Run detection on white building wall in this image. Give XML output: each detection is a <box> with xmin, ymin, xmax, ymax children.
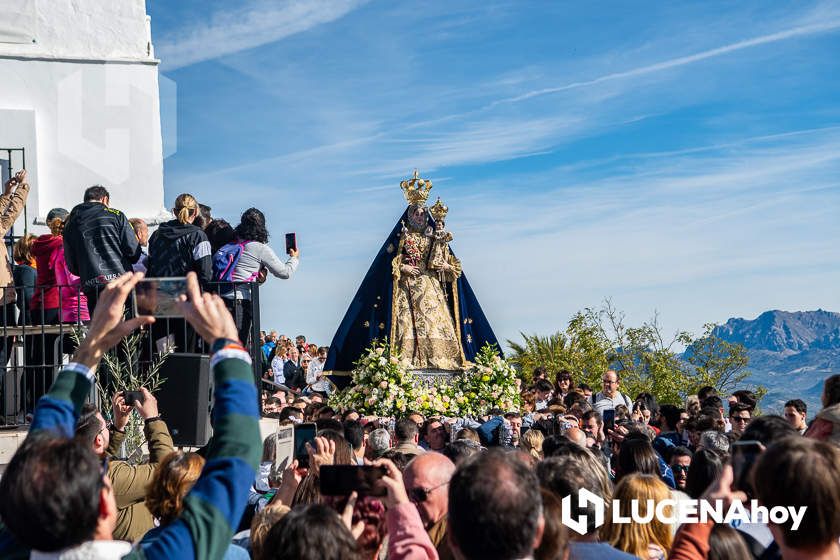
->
<box><xmin>0</xmin><ymin>0</ymin><xmax>166</xmax><ymax>230</ymax></box>
<box><xmin>0</xmin><ymin>0</ymin><xmax>152</xmax><ymax>61</ymax></box>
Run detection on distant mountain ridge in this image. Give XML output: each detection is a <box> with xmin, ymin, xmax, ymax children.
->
<box><xmin>712</xmin><ymin>310</ymin><xmax>840</xmax><ymax>413</ymax></box>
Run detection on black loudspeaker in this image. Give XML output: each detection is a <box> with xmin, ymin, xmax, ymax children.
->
<box><xmin>156</xmin><ymin>353</ymin><xmax>212</xmax><ymax>447</ymax></box>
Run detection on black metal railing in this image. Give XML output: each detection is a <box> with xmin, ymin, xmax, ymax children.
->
<box><xmin>0</xmin><ymin>279</ymin><xmax>262</xmax><ymax>428</ymax></box>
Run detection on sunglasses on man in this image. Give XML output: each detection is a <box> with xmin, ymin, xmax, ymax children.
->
<box><xmin>408</xmin><ymin>480</ymin><xmax>449</xmax><ymax>503</ymax></box>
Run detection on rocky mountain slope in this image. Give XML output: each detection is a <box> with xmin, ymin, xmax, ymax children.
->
<box><xmin>712</xmin><ymin>310</ymin><xmax>840</xmax><ymax>413</ymax></box>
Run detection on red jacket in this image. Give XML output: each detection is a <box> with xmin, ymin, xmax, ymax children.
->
<box><xmin>31</xmin><ymin>234</ymin><xmax>63</xmax><ymax>311</ymax></box>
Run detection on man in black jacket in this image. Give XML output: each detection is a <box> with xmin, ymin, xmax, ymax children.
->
<box><xmin>63</xmin><ymin>185</ymin><xmax>142</xmax><ymax>314</ymax></box>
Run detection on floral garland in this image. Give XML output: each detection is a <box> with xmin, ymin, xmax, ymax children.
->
<box><xmin>329</xmin><ymin>341</ymin><xmax>520</xmax><ymax>418</ymax></box>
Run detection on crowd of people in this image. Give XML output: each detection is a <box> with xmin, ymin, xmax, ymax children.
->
<box><xmin>2</xmin><ymin>170</ymin><xmax>840</xmax><ymax>560</ymax></box>
<box><xmin>257</xmin><ymin>330</ymin><xmax>331</xmax><ymax>396</ymax></box>
<box><xmin>1</xmin><ymin>171</ymin><xmax>300</xmax><ymax>418</ymax></box>
<box><xmin>3</xmin><ymin>273</ymin><xmax>840</xmax><ymax>560</ymax></box>
<box><xmin>250</xmin><ymin>363</ymin><xmax>840</xmax><ymax>560</ymax></box>
<box><xmin>3</xmin><ymin>172</ymin><xmax>299</xmax><ymax>340</ymax></box>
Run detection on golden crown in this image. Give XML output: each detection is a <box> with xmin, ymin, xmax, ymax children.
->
<box><xmin>429</xmin><ymin>197</ymin><xmax>448</xmax><ymax>221</ymax></box>
<box><xmin>400</xmin><ymin>169</ymin><xmax>433</xmax><ymax>206</ymax></box>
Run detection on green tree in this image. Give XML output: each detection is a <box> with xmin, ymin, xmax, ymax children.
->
<box><xmin>507</xmin><ymin>313</ymin><xmax>612</xmax><ymax>387</ymax></box>
<box><xmin>506</xmin><ymin>332</ymin><xmax>573</xmax><ymax>384</ymax></box>
<box><xmin>583</xmin><ymin>301</ymin><xmax>692</xmax><ymax>405</ymax></box>
<box><xmin>685</xmin><ymin>323</ymin><xmax>753</xmax><ymax>395</ymax></box>
<box><xmin>509</xmin><ymin>300</ymin><xmax>697</xmax><ymax>405</ymax></box>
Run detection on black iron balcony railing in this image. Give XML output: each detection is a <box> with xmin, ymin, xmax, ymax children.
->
<box><xmin>0</xmin><ymin>280</ymin><xmax>263</xmax><ymax>428</ymax></box>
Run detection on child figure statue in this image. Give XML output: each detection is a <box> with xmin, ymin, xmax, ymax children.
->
<box><xmin>428</xmin><ymin>198</ymin><xmax>462</xmax><ymax>284</ymax></box>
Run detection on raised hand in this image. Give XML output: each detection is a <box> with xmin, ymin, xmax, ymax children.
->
<box><xmin>270</xmin><ymin>458</ymin><xmax>305</xmax><ymax>507</ymax></box>
<box><xmin>112</xmin><ymin>392</ymin><xmax>132</xmax><ymax>431</ymax></box>
<box><xmin>135</xmin><ymin>387</ymin><xmax>159</xmax><ymax>420</ymax></box>
<box><xmin>371</xmin><ymin>458</ymin><xmax>409</xmax><ymax>508</ymax></box>
<box><xmin>305</xmin><ymin>436</ymin><xmax>335</xmax><ymax>476</ymax></box>
<box><xmin>176</xmin><ymin>272</ymin><xmax>238</xmax><ymax>345</ymax></box>
<box><xmin>340</xmin><ymin>491</ymin><xmax>364</xmax><ymax>539</ymax></box>
<box><xmin>74</xmin><ymin>272</ymin><xmax>155</xmax><ymax>369</ymax></box>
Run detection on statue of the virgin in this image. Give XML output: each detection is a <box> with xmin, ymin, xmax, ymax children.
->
<box><xmin>325</xmin><ymin>170</ymin><xmax>500</xmax><ymax>383</ymax></box>
<box><xmin>391</xmin><ymin>195</ymin><xmax>464</xmax><ymax>370</ymax></box>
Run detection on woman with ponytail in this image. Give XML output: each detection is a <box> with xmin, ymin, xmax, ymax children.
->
<box><xmin>147</xmin><ymin>194</ymin><xmax>214</xmax><ymax>352</ymax></box>
<box><xmin>148</xmin><ymin>194</ymin><xmax>213</xmax><ymax>286</ymax></box>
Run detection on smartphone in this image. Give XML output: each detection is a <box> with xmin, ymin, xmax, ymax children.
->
<box><xmin>294</xmin><ymin>422</ymin><xmax>317</xmax><ymax>468</ymax></box>
<box><xmin>123</xmin><ymin>390</ymin><xmax>145</xmax><ymax>406</ymax></box>
<box><xmin>319</xmin><ymin>465</ymin><xmax>388</xmax><ymax>497</ymax></box>
<box><xmin>285</xmin><ymin>233</ymin><xmax>297</xmax><ymax>253</ymax></box>
<box><xmin>133</xmin><ymin>277</ymin><xmax>187</xmax><ymax>318</ymax></box>
<box><xmin>603</xmin><ymin>409</ymin><xmax>616</xmax><ymax>433</ymax></box>
<box><xmin>731</xmin><ymin>440</ymin><xmax>764</xmax><ymax>492</ymax></box>
<box><xmin>275</xmin><ymin>424</ymin><xmax>294</xmax><ymax>472</ymax></box>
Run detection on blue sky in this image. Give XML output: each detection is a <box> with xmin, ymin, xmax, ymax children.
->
<box><xmin>147</xmin><ymin>0</ymin><xmax>840</xmax><ymax>348</ymax></box>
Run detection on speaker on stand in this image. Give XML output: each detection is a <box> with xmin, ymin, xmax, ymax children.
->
<box><xmin>156</xmin><ymin>353</ymin><xmax>212</xmax><ymax>447</ymax></box>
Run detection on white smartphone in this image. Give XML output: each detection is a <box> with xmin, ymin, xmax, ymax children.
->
<box><xmin>275</xmin><ymin>424</ymin><xmax>295</xmax><ymax>472</ymax></box>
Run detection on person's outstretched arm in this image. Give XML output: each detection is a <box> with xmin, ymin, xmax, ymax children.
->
<box><xmin>132</xmin><ymin>273</ymin><xmax>261</xmax><ymax>560</ymax></box>
<box><xmin>255</xmin><ymin>242</ymin><xmax>298</xmax><ymax>279</ymax></box>
<box><xmin>29</xmin><ymin>274</ymin><xmax>155</xmax><ymax>438</ymax></box>
<box><xmin>0</xmin><ymin>170</ymin><xmax>29</xmax><ymax>236</ymax></box>
<box><xmin>0</xmin><ymin>273</ymin><xmax>154</xmax><ymax>560</ymax></box>
<box><xmin>374</xmin><ymin>459</ymin><xmax>439</xmax><ymax>560</ymax></box>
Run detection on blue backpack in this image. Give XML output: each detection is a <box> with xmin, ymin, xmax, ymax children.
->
<box><xmin>213</xmin><ymin>240</ymin><xmax>257</xmax><ymax>282</ymax></box>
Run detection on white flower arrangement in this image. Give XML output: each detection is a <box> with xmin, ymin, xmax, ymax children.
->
<box><xmin>330</xmin><ymin>341</ymin><xmax>520</xmax><ymax>418</ymax></box>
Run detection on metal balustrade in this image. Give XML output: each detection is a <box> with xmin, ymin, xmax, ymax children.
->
<box><xmin>0</xmin><ymin>280</ymin><xmax>263</xmax><ymax>428</ymax></box>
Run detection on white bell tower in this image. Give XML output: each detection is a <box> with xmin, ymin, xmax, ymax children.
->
<box><xmin>0</xmin><ymin>0</ymin><xmax>166</xmax><ymax>230</ymax></box>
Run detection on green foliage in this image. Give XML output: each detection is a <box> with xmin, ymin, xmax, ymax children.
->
<box><xmin>506</xmin><ymin>332</ymin><xmax>576</xmax><ymax>385</ymax></box>
<box><xmin>330</xmin><ymin>341</ymin><xmax>520</xmax><ymax>417</ymax></box>
<box><xmin>685</xmin><ymin>323</ymin><xmax>752</xmax><ymax>395</ymax></box>
<box><xmin>506</xmin><ymin>313</ymin><xmax>612</xmax><ymax>388</ymax></box>
<box><xmin>508</xmin><ymin>300</ymin><xmax>759</xmax><ymax>406</ymax></box>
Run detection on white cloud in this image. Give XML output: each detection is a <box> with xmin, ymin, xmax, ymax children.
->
<box><xmin>159</xmin><ymin>2</ymin><xmax>840</xmax><ymax>347</ymax></box>
<box><xmin>156</xmin><ymin>0</ymin><xmax>369</xmax><ymax>70</ymax></box>
<box><xmin>490</xmin><ymin>18</ymin><xmax>840</xmax><ymax>107</ymax></box>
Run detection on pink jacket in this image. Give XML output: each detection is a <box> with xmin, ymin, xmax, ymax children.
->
<box><xmin>54</xmin><ymin>247</ymin><xmax>89</xmax><ymax>323</ymax></box>
<box><xmin>387</xmin><ymin>503</ymin><xmax>439</xmax><ymax>560</ymax></box>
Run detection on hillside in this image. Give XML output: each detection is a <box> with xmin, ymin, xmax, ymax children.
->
<box><xmin>712</xmin><ymin>310</ymin><xmax>840</xmax><ymax>413</ymax></box>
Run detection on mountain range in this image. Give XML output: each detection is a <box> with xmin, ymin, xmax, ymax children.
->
<box><xmin>711</xmin><ymin>309</ymin><xmax>840</xmax><ymax>414</ymax></box>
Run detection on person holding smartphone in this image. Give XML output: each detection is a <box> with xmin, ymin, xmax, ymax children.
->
<box><xmin>218</xmin><ymin>208</ymin><xmax>299</xmax><ymax>346</ymax></box>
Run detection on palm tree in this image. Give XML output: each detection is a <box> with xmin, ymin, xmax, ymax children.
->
<box><xmin>507</xmin><ymin>332</ymin><xmax>572</xmax><ymax>384</ymax></box>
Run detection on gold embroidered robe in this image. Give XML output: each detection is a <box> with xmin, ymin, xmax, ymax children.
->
<box><xmin>391</xmin><ymin>231</ymin><xmax>464</xmax><ymax>370</ymax></box>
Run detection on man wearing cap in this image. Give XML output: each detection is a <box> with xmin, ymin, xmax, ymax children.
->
<box><xmin>63</xmin><ymin>185</ymin><xmax>142</xmax><ymax>314</ymax></box>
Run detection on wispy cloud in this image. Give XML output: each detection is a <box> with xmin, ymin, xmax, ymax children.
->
<box><xmin>488</xmin><ymin>18</ymin><xmax>840</xmax><ymax>107</ymax></box>
<box><xmin>154</xmin><ymin>1</ymin><xmax>840</xmax><ymax>345</ymax></box>
<box><xmin>156</xmin><ymin>0</ymin><xmax>369</xmax><ymax>70</ymax></box>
